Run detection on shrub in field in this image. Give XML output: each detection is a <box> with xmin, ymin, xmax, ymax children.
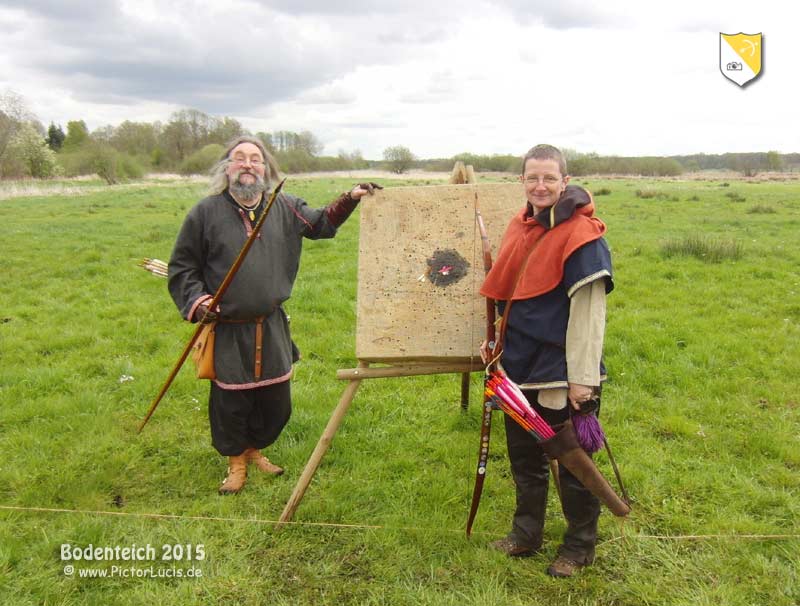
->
<box><xmin>383</xmin><ymin>145</ymin><xmax>416</xmax><ymax>173</ymax></box>
<box><xmin>116</xmin><ymin>152</ymin><xmax>146</xmax><ymax>180</ymax></box>
<box><xmin>635</xmin><ymin>188</ymin><xmax>669</xmax><ymax>199</ymax></box>
<box><xmin>594</xmin><ymin>187</ymin><xmax>612</xmax><ymax>196</ymax></box>
<box><xmin>59</xmin><ymin>144</ymin><xmax>145</xmax><ymax>182</ymax></box>
<box><xmin>661</xmin><ymin>234</ymin><xmax>743</xmax><ymax>262</ymax></box>
<box><xmin>179</xmin><ymin>143</ymin><xmax>224</xmax><ymax>175</ymax></box>
<box><xmin>746</xmin><ymin>205</ymin><xmax>777</xmax><ymax>214</ymax></box>
<box><xmin>2</xmin><ymin>123</ymin><xmax>62</xmax><ymax>178</ymax></box>
<box><xmin>57</xmin><ymin>147</ymin><xmax>94</xmax><ymax>177</ymax></box>
<box><xmin>150</xmin><ymin>147</ymin><xmax>165</xmax><ymax>168</ymax></box>
<box><xmin>89</xmin><ymin>143</ymin><xmax>120</xmax><ymax>184</ymax></box>
<box><xmin>725</xmin><ymin>191</ymin><xmax>747</xmax><ymax>202</ymax></box>
<box><xmin>276</xmin><ymin>148</ymin><xmax>316</xmax><ymax>172</ymax></box>
<box><xmin>94</xmin><ymin>145</ymin><xmax>146</xmax><ymax>183</ymax></box>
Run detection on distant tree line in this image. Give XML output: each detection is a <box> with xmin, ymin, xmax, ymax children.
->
<box><xmin>563</xmin><ymin>150</ymin><xmax>790</xmax><ymax>178</ymax></box>
<box><xmin>43</xmin><ymin>110</ymin><xmax>370</xmax><ymax>183</ymax></box>
<box><xmin>666</xmin><ymin>151</ymin><xmax>789</xmax><ymax>177</ymax></box>
<box><xmin>0</xmin><ymin>91</ymin><xmax>372</xmax><ymax>183</ymax></box>
<box><xmin>1</xmin><ymin>89</ymin><xmax>798</xmax><ymax>182</ymax></box>
<box><xmin>415</xmin><ymin>150</ymin><xmax>796</xmax><ymax>178</ymax></box>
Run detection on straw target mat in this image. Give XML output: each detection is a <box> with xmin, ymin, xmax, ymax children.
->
<box><xmin>356</xmin><ymin>183</ymin><xmax>523</xmax><ymax>362</ymax></box>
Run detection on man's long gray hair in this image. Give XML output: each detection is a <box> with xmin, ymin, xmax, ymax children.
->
<box><xmin>208</xmin><ymin>135</ymin><xmax>281</xmax><ymax>195</ymax></box>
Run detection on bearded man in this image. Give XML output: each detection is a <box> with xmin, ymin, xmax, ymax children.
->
<box><xmin>168</xmin><ymin>136</ymin><xmax>379</xmax><ymax>495</ymax></box>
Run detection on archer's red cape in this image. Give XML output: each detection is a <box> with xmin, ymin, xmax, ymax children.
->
<box><xmin>480</xmin><ymin>186</ymin><xmax>606</xmax><ymax>301</ymax></box>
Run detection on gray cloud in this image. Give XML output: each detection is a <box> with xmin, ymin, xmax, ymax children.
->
<box><xmin>9</xmin><ymin>0</ymin><xmax>614</xmax><ymax>122</ymax></box>
<box><xmin>29</xmin><ymin>15</ymin><xmax>311</xmax><ymax>109</ymax></box>
<box><xmin>2</xmin><ymin>0</ymin><xmax>120</xmax><ymax>20</ymax></box>
<box><xmin>3</xmin><ymin>0</ymin><xmax>437</xmax><ymax>116</ymax></box>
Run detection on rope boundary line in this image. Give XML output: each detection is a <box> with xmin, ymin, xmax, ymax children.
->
<box><xmin>2</xmin><ymin>505</ymin><xmax>798</xmax><ymax>544</ymax></box>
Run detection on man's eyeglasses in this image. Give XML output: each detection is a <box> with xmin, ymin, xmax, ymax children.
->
<box><xmin>229</xmin><ymin>157</ymin><xmax>265</xmax><ymax>167</ymax></box>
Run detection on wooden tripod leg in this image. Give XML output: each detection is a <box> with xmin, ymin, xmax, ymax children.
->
<box><xmin>278</xmin><ymin>362</ymin><xmax>367</xmax><ymax>524</ymax></box>
<box><xmin>460</xmin><ymin>372</ymin><xmax>470</xmax><ymax>411</ymax></box>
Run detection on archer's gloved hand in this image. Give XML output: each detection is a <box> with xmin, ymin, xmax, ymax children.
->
<box><xmin>358</xmin><ymin>182</ymin><xmax>383</xmax><ymax>193</ymax></box>
<box><xmin>350</xmin><ymin>182</ymin><xmax>383</xmax><ymax>200</ymax></box>
<box><xmin>195</xmin><ymin>302</ymin><xmax>218</xmax><ymax>324</ymax></box>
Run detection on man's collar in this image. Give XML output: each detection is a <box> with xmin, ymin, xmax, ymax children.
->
<box><xmin>529</xmin><ymin>185</ymin><xmax>592</xmax><ymax>229</ymax></box>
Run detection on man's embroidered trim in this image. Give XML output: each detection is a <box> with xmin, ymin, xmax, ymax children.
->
<box><xmin>214</xmin><ymin>368</ymin><xmax>293</xmax><ymax>391</ymax></box>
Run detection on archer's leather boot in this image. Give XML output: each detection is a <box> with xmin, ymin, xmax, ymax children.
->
<box><xmin>489</xmin><ymin>536</ymin><xmax>539</xmax><ymax>557</ymax></box>
<box><xmin>543</xmin><ymin>453</ymin><xmax>599</xmax><ymax>573</ymax></box>
<box><xmin>244</xmin><ymin>448</ymin><xmax>284</xmax><ymax>475</ymax></box>
<box><xmin>219</xmin><ymin>454</ymin><xmax>247</xmax><ymax>495</ymax></box>
<box><xmin>547</xmin><ymin>554</ymin><xmax>588</xmax><ymax>578</ymax></box>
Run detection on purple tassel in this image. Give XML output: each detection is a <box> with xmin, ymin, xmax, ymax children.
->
<box><xmin>573</xmin><ymin>413</ymin><xmax>605</xmax><ymax>453</ymax></box>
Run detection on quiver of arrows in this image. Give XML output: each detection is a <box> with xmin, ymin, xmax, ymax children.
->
<box><xmin>139</xmin><ymin>258</ymin><xmax>168</xmax><ymax>278</ymax></box>
<box><xmin>541</xmin><ymin>420</ymin><xmax>630</xmax><ymax>517</ymax></box>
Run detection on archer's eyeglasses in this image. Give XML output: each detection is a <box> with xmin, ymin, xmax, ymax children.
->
<box><xmin>523</xmin><ymin>174</ymin><xmax>562</xmax><ymax>185</ymax></box>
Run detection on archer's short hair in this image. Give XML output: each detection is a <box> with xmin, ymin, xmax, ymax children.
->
<box><xmin>521</xmin><ymin>144</ymin><xmax>567</xmax><ymax>176</ymax></box>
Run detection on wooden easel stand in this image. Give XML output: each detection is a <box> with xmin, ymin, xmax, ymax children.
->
<box><xmin>278</xmin><ymin>360</ymin><xmax>480</xmax><ymax>523</ymax></box>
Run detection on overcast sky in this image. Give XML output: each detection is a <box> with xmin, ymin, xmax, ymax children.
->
<box><xmin>0</xmin><ymin>0</ymin><xmax>794</xmax><ymax>160</ymax></box>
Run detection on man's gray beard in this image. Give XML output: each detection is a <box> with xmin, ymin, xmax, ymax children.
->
<box><xmin>229</xmin><ymin>172</ymin><xmax>267</xmax><ymax>201</ymax></box>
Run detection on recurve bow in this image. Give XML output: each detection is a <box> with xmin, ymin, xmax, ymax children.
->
<box><xmin>466</xmin><ymin>197</ymin><xmax>497</xmax><ymax>536</ymax></box>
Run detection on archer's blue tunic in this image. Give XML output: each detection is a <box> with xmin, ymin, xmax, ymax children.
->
<box><xmin>498</xmin><ymin>239</ymin><xmax>614</xmax><ymax>389</ymax></box>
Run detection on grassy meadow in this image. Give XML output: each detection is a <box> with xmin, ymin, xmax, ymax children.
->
<box><xmin>0</xmin><ymin>173</ymin><xmax>798</xmax><ymax>605</ymax></box>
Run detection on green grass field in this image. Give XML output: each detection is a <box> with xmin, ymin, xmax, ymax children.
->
<box><xmin>1</xmin><ymin>174</ymin><xmax>798</xmax><ymax>605</ymax></box>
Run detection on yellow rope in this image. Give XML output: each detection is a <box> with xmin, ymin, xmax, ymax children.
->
<box><xmin>0</xmin><ymin>504</ymin><xmax>488</xmax><ymax>536</ymax></box>
<box><xmin>596</xmin><ymin>532</ymin><xmax>800</xmax><ymax>550</ymax></box>
<box><xmin>1</xmin><ymin>505</ymin><xmax>798</xmax><ymax>543</ymax></box>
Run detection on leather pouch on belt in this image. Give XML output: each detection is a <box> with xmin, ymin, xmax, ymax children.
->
<box><xmin>192</xmin><ymin>321</ymin><xmax>217</xmax><ymax>380</ymax></box>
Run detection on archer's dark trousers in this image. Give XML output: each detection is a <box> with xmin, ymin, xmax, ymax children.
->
<box><xmin>504</xmin><ymin>390</ymin><xmax>600</xmax><ymax>563</ymax></box>
<box><xmin>209</xmin><ymin>381</ymin><xmax>291</xmax><ymax>456</ymax></box>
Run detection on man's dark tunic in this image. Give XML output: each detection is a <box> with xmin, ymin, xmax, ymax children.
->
<box><xmin>169</xmin><ymin>191</ymin><xmax>339</xmax><ymax>386</ymax></box>
<box><xmin>168</xmin><ymin>189</ymin><xmax>348</xmax><ymax>454</ymax></box>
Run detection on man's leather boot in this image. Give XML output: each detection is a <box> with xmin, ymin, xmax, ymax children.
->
<box><xmin>244</xmin><ymin>448</ymin><xmax>284</xmax><ymax>475</ymax></box>
<box><xmin>219</xmin><ymin>454</ymin><xmax>248</xmax><ymax>494</ymax></box>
